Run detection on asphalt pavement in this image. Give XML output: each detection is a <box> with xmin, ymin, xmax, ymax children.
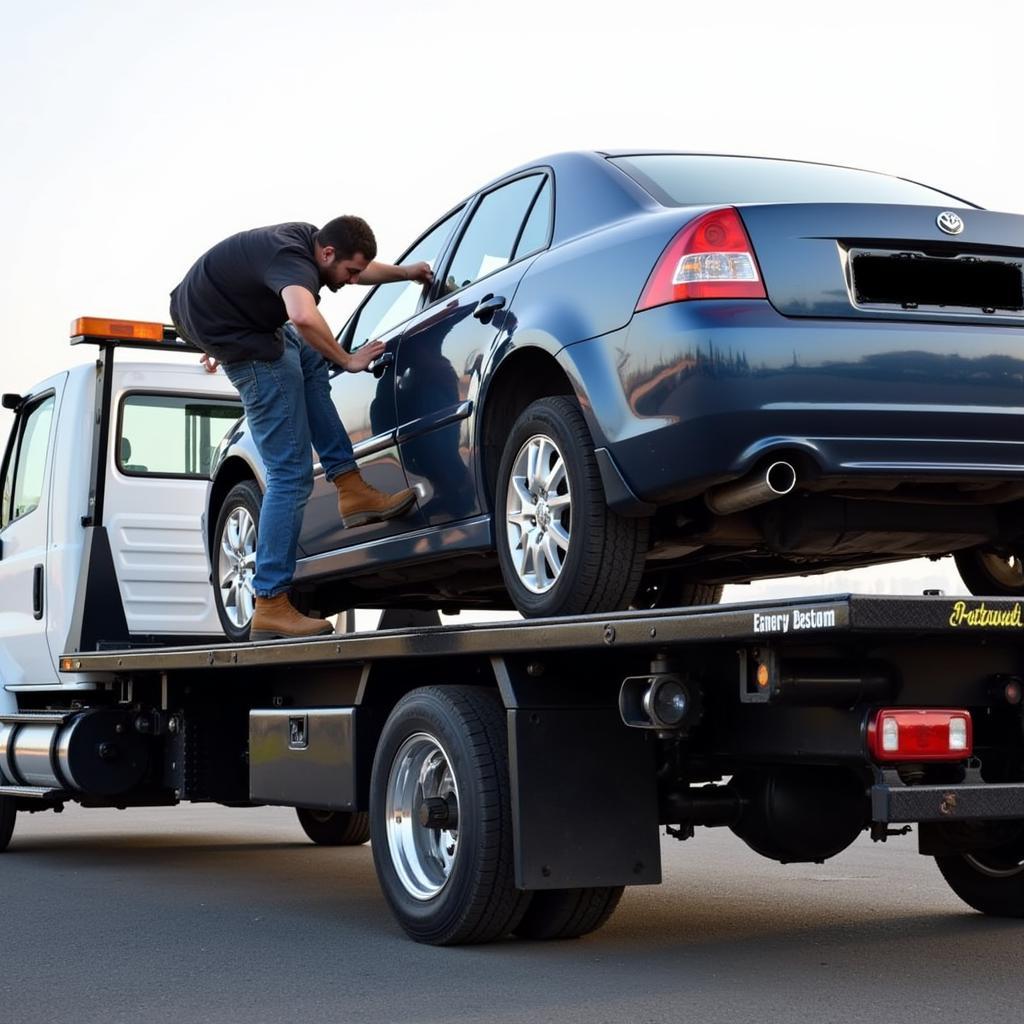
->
<box><xmin>1</xmin><ymin>803</ymin><xmax>1020</xmax><ymax>1024</ymax></box>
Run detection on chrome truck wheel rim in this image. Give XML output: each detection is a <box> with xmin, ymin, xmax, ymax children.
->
<box><xmin>505</xmin><ymin>434</ymin><xmax>572</xmax><ymax>594</ymax></box>
<box><xmin>386</xmin><ymin>732</ymin><xmax>460</xmax><ymax>900</ymax></box>
<box><xmin>218</xmin><ymin>506</ymin><xmax>256</xmax><ymax>629</ymax></box>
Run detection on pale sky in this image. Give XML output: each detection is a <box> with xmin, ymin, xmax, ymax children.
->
<box><xmin>2</xmin><ymin>0</ymin><xmax>1021</xmax><ymax>600</ymax></box>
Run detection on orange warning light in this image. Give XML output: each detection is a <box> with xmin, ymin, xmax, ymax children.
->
<box><xmin>71</xmin><ymin>317</ymin><xmax>167</xmax><ymax>343</ymax></box>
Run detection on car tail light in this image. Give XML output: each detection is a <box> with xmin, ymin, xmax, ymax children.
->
<box><xmin>636</xmin><ymin>207</ymin><xmax>766</xmax><ymax>311</ymax></box>
<box><xmin>866</xmin><ymin>709</ymin><xmax>973</xmax><ymax>762</ymax></box>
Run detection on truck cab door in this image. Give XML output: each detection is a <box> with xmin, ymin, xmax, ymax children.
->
<box><xmin>0</xmin><ymin>376</ymin><xmax>65</xmax><ymax>686</ymax></box>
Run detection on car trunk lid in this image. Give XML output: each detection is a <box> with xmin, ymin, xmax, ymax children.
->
<box><xmin>737</xmin><ymin>202</ymin><xmax>1024</xmax><ymax>326</ymax></box>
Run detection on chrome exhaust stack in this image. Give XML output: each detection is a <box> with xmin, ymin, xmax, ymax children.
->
<box><xmin>705</xmin><ymin>460</ymin><xmax>797</xmax><ymax>516</ymax></box>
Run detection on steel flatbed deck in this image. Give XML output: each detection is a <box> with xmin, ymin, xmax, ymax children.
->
<box><xmin>61</xmin><ymin>592</ymin><xmax>1023</xmax><ymax>674</ymax></box>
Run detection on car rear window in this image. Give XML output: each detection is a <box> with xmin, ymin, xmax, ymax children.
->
<box><xmin>608</xmin><ymin>154</ymin><xmax>974</xmax><ymax>209</ymax></box>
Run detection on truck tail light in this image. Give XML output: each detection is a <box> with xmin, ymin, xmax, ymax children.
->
<box><xmin>636</xmin><ymin>207</ymin><xmax>766</xmax><ymax>311</ymax></box>
<box><xmin>867</xmin><ymin>709</ymin><xmax>973</xmax><ymax>763</ymax></box>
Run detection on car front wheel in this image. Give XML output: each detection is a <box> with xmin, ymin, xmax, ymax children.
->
<box><xmin>213</xmin><ymin>480</ymin><xmax>262</xmax><ymax>641</ymax></box>
<box><xmin>495</xmin><ymin>396</ymin><xmax>648</xmax><ymax>617</ymax></box>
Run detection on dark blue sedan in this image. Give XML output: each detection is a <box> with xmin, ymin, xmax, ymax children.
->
<box><xmin>207</xmin><ymin>151</ymin><xmax>1024</xmax><ymax>634</ymax></box>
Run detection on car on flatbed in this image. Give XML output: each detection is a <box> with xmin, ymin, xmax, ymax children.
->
<box><xmin>205</xmin><ymin>150</ymin><xmax>1024</xmax><ymax>638</ymax></box>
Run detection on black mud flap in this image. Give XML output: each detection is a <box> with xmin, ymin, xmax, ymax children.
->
<box><xmin>508</xmin><ymin>707</ymin><xmax>661</xmax><ymax>890</ymax></box>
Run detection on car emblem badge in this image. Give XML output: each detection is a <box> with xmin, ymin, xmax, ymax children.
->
<box><xmin>936</xmin><ymin>211</ymin><xmax>964</xmax><ymax>235</ymax></box>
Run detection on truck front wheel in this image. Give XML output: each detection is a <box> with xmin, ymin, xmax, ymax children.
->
<box><xmin>370</xmin><ymin>686</ymin><xmax>529</xmax><ymax>945</ymax></box>
<box><xmin>0</xmin><ymin>796</ymin><xmax>15</xmax><ymax>852</ymax></box>
<box><xmin>296</xmin><ymin>807</ymin><xmax>370</xmax><ymax>846</ymax></box>
<box><xmin>935</xmin><ymin>828</ymin><xmax>1024</xmax><ymax>917</ymax></box>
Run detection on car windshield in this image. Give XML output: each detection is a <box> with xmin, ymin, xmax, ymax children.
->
<box><xmin>609</xmin><ymin>154</ymin><xmax>975</xmax><ymax>209</ymax></box>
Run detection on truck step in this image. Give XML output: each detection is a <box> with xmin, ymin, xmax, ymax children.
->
<box><xmin>0</xmin><ymin>785</ymin><xmax>68</xmax><ymax>800</ymax></box>
<box><xmin>0</xmin><ymin>711</ymin><xmax>75</xmax><ymax>726</ymax></box>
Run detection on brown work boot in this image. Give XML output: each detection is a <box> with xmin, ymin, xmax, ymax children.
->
<box><xmin>335</xmin><ymin>468</ymin><xmax>417</xmax><ymax>528</ymax></box>
<box><xmin>250</xmin><ymin>593</ymin><xmax>333</xmax><ymax>641</ymax></box>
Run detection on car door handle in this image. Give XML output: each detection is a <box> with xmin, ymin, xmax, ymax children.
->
<box><xmin>33</xmin><ymin>563</ymin><xmax>44</xmax><ymax>620</ymax></box>
<box><xmin>369</xmin><ymin>352</ymin><xmax>395</xmax><ymax>378</ymax></box>
<box><xmin>473</xmin><ymin>295</ymin><xmax>506</xmax><ymax>323</ymax></box>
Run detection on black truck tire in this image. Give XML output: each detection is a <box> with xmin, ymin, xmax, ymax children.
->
<box><xmin>0</xmin><ymin>796</ymin><xmax>15</xmax><ymax>852</ymax></box>
<box><xmin>213</xmin><ymin>480</ymin><xmax>262</xmax><ymax>642</ymax></box>
<box><xmin>296</xmin><ymin>807</ymin><xmax>370</xmax><ymax>846</ymax></box>
<box><xmin>513</xmin><ymin>885</ymin><xmax>624</xmax><ymax>940</ymax></box>
<box><xmin>495</xmin><ymin>396</ymin><xmax>649</xmax><ymax>617</ymax></box>
<box><xmin>370</xmin><ymin>685</ymin><xmax>529</xmax><ymax>945</ymax></box>
<box><xmin>935</xmin><ymin>832</ymin><xmax>1024</xmax><ymax>917</ymax></box>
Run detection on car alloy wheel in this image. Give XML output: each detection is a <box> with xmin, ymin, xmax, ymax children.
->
<box><xmin>218</xmin><ymin>505</ymin><xmax>257</xmax><ymax>629</ymax></box>
<box><xmin>385</xmin><ymin>731</ymin><xmax>461</xmax><ymax>900</ymax></box>
<box><xmin>505</xmin><ymin>433</ymin><xmax>573</xmax><ymax>594</ymax></box>
<box><xmin>954</xmin><ymin>544</ymin><xmax>1024</xmax><ymax>597</ymax></box>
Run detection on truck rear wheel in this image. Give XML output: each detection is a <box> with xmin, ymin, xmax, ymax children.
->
<box><xmin>0</xmin><ymin>796</ymin><xmax>15</xmax><ymax>852</ymax></box>
<box><xmin>514</xmin><ymin>886</ymin><xmax>624</xmax><ymax>940</ymax></box>
<box><xmin>296</xmin><ymin>807</ymin><xmax>370</xmax><ymax>846</ymax></box>
<box><xmin>935</xmin><ymin>829</ymin><xmax>1024</xmax><ymax>917</ymax></box>
<box><xmin>370</xmin><ymin>685</ymin><xmax>529</xmax><ymax>945</ymax></box>
<box><xmin>213</xmin><ymin>480</ymin><xmax>262</xmax><ymax>641</ymax></box>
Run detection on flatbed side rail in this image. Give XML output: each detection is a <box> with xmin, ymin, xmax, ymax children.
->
<box><xmin>58</xmin><ymin>594</ymin><xmax>1024</xmax><ymax>675</ymax></box>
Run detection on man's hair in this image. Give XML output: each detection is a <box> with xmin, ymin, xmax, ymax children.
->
<box><xmin>318</xmin><ymin>215</ymin><xmax>377</xmax><ymax>262</ymax></box>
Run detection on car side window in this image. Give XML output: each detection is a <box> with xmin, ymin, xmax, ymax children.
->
<box><xmin>118</xmin><ymin>394</ymin><xmax>242</xmax><ymax>478</ymax></box>
<box><xmin>512</xmin><ymin>178</ymin><xmax>552</xmax><ymax>261</ymax></box>
<box><xmin>347</xmin><ymin>208</ymin><xmax>464</xmax><ymax>351</ymax></box>
<box><xmin>3</xmin><ymin>395</ymin><xmax>55</xmax><ymax>528</ymax></box>
<box><xmin>442</xmin><ymin>175</ymin><xmax>544</xmax><ymax>295</ymax></box>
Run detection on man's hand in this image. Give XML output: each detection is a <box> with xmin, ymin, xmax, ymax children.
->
<box><xmin>403</xmin><ymin>261</ymin><xmax>434</xmax><ymax>286</ymax></box>
<box><xmin>347</xmin><ymin>339</ymin><xmax>387</xmax><ymax>373</ymax></box>
<box><xmin>200</xmin><ymin>353</ymin><xmax>220</xmax><ymax>373</ymax></box>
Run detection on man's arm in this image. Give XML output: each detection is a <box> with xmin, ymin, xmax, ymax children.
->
<box><xmin>281</xmin><ymin>285</ymin><xmax>383</xmax><ymax>372</ymax></box>
<box><xmin>357</xmin><ymin>260</ymin><xmax>434</xmax><ymax>287</ymax></box>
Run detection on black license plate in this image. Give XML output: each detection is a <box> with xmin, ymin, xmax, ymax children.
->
<box><xmin>852</xmin><ymin>252</ymin><xmax>1024</xmax><ymax>312</ymax></box>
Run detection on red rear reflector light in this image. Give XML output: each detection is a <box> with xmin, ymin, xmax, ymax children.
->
<box><xmin>636</xmin><ymin>207</ymin><xmax>767</xmax><ymax>311</ymax></box>
<box><xmin>71</xmin><ymin>317</ymin><xmax>166</xmax><ymax>343</ymax></box>
<box><xmin>867</xmin><ymin>709</ymin><xmax>973</xmax><ymax>763</ymax></box>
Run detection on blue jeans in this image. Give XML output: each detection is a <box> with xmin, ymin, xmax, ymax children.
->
<box><xmin>222</xmin><ymin>325</ymin><xmax>356</xmax><ymax>598</ymax></box>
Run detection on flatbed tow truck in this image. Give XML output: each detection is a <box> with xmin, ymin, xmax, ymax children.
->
<box><xmin>2</xmin><ymin>324</ymin><xmax>1024</xmax><ymax>945</ymax></box>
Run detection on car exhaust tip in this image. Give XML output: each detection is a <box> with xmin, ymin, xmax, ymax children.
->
<box><xmin>705</xmin><ymin>460</ymin><xmax>798</xmax><ymax>516</ymax></box>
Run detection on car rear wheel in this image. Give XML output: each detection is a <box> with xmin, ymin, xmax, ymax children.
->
<box><xmin>213</xmin><ymin>480</ymin><xmax>261</xmax><ymax>641</ymax></box>
<box><xmin>296</xmin><ymin>807</ymin><xmax>370</xmax><ymax>846</ymax></box>
<box><xmin>0</xmin><ymin>796</ymin><xmax>15</xmax><ymax>852</ymax></box>
<box><xmin>935</xmin><ymin>827</ymin><xmax>1024</xmax><ymax>917</ymax></box>
<box><xmin>496</xmin><ymin>396</ymin><xmax>649</xmax><ymax>617</ymax></box>
<box><xmin>955</xmin><ymin>546</ymin><xmax>1024</xmax><ymax>597</ymax></box>
<box><xmin>370</xmin><ymin>685</ymin><xmax>530</xmax><ymax>945</ymax></box>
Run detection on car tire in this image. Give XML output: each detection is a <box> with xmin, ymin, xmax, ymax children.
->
<box><xmin>213</xmin><ymin>480</ymin><xmax>262</xmax><ymax>641</ymax></box>
<box><xmin>0</xmin><ymin>797</ymin><xmax>15</xmax><ymax>852</ymax></box>
<box><xmin>935</xmin><ymin>827</ymin><xmax>1024</xmax><ymax>916</ymax></box>
<box><xmin>370</xmin><ymin>685</ymin><xmax>530</xmax><ymax>945</ymax></box>
<box><xmin>954</xmin><ymin>546</ymin><xmax>1024</xmax><ymax>597</ymax></box>
<box><xmin>632</xmin><ymin>573</ymin><xmax>724</xmax><ymax>610</ymax></box>
<box><xmin>296</xmin><ymin>807</ymin><xmax>370</xmax><ymax>846</ymax></box>
<box><xmin>513</xmin><ymin>886</ymin><xmax>624</xmax><ymax>941</ymax></box>
<box><xmin>495</xmin><ymin>396</ymin><xmax>649</xmax><ymax>617</ymax></box>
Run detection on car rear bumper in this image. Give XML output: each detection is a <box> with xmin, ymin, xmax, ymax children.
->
<box><xmin>561</xmin><ymin>300</ymin><xmax>1024</xmax><ymax>505</ymax></box>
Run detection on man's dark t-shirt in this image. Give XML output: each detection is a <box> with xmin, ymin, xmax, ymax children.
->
<box><xmin>170</xmin><ymin>222</ymin><xmax>322</xmax><ymax>363</ymax></box>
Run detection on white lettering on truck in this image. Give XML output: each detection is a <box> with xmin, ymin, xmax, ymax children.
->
<box><xmin>753</xmin><ymin>607</ymin><xmax>836</xmax><ymax>633</ymax></box>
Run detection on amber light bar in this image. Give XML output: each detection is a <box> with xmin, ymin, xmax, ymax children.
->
<box><xmin>70</xmin><ymin>317</ymin><xmax>175</xmax><ymax>344</ymax></box>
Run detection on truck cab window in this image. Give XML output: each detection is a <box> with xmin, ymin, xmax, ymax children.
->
<box><xmin>118</xmin><ymin>394</ymin><xmax>242</xmax><ymax>478</ymax></box>
<box><xmin>2</xmin><ymin>395</ymin><xmax>55</xmax><ymax>528</ymax></box>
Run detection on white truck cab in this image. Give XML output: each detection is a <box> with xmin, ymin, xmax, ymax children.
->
<box><xmin>0</xmin><ymin>318</ymin><xmax>240</xmax><ymax>694</ymax></box>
